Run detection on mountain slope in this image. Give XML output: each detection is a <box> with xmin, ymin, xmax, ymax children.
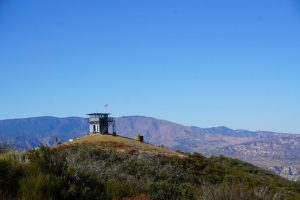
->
<box><xmin>0</xmin><ymin>116</ymin><xmax>87</xmax><ymax>150</ymax></box>
<box><xmin>115</xmin><ymin>116</ymin><xmax>258</xmax><ymax>153</ymax></box>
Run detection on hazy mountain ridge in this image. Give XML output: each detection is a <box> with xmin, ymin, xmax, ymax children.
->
<box><xmin>0</xmin><ymin>116</ymin><xmax>87</xmax><ymax>150</ymax></box>
<box><xmin>1</xmin><ymin>115</ymin><xmax>300</xmax><ymax>180</ymax></box>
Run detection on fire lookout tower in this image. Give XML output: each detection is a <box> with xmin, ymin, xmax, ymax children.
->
<box><xmin>87</xmin><ymin>113</ymin><xmax>116</xmax><ymax>135</ymax></box>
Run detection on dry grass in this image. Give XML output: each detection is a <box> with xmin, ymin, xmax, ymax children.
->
<box><xmin>60</xmin><ymin>134</ymin><xmax>186</xmax><ymax>157</ymax></box>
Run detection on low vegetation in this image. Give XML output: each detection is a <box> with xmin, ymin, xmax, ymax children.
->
<box><xmin>1</xmin><ymin>137</ymin><xmax>300</xmax><ymax>200</ymax></box>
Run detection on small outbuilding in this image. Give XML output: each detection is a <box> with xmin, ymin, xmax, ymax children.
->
<box><xmin>135</xmin><ymin>135</ymin><xmax>144</xmax><ymax>142</ymax></box>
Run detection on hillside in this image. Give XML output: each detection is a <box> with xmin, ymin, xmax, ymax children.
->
<box><xmin>116</xmin><ymin>116</ymin><xmax>300</xmax><ymax>181</ymax></box>
<box><xmin>1</xmin><ymin>116</ymin><xmax>300</xmax><ymax>180</ymax></box>
<box><xmin>1</xmin><ymin>136</ymin><xmax>300</xmax><ymax>200</ymax></box>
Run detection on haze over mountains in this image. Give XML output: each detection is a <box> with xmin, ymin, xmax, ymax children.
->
<box><xmin>1</xmin><ymin>116</ymin><xmax>300</xmax><ymax>180</ymax></box>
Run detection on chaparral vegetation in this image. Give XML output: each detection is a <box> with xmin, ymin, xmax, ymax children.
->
<box><xmin>1</xmin><ymin>135</ymin><xmax>300</xmax><ymax>200</ymax></box>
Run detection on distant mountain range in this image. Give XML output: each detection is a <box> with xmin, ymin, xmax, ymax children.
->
<box><xmin>1</xmin><ymin>116</ymin><xmax>300</xmax><ymax>181</ymax></box>
<box><xmin>0</xmin><ymin>116</ymin><xmax>87</xmax><ymax>150</ymax></box>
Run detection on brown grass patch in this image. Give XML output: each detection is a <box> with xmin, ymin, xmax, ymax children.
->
<box><xmin>60</xmin><ymin>134</ymin><xmax>185</xmax><ymax>157</ymax></box>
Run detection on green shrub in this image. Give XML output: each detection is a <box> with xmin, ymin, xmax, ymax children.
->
<box><xmin>27</xmin><ymin>146</ymin><xmax>67</xmax><ymax>176</ymax></box>
<box><xmin>62</xmin><ymin>172</ymin><xmax>106</xmax><ymax>200</ymax></box>
<box><xmin>0</xmin><ymin>158</ymin><xmax>25</xmax><ymax>198</ymax></box>
<box><xmin>19</xmin><ymin>173</ymin><xmax>62</xmax><ymax>200</ymax></box>
<box><xmin>105</xmin><ymin>179</ymin><xmax>138</xmax><ymax>199</ymax></box>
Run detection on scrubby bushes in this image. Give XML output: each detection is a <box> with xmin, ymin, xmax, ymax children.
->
<box><xmin>0</xmin><ymin>159</ymin><xmax>24</xmax><ymax>199</ymax></box>
<box><xmin>1</xmin><ymin>143</ymin><xmax>300</xmax><ymax>200</ymax></box>
<box><xmin>19</xmin><ymin>174</ymin><xmax>62</xmax><ymax>200</ymax></box>
<box><xmin>0</xmin><ymin>147</ymin><xmax>25</xmax><ymax>199</ymax></box>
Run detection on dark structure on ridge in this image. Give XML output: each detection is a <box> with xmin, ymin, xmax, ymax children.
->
<box><xmin>87</xmin><ymin>113</ymin><xmax>116</xmax><ymax>135</ymax></box>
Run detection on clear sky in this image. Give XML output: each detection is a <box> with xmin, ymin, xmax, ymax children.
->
<box><xmin>0</xmin><ymin>0</ymin><xmax>300</xmax><ymax>133</ymax></box>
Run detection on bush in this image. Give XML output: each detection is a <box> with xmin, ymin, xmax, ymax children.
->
<box><xmin>27</xmin><ymin>146</ymin><xmax>67</xmax><ymax>176</ymax></box>
<box><xmin>0</xmin><ymin>158</ymin><xmax>25</xmax><ymax>198</ymax></box>
<box><xmin>64</xmin><ymin>168</ymin><xmax>107</xmax><ymax>200</ymax></box>
<box><xmin>105</xmin><ymin>179</ymin><xmax>138</xmax><ymax>200</ymax></box>
<box><xmin>19</xmin><ymin>174</ymin><xmax>62</xmax><ymax>200</ymax></box>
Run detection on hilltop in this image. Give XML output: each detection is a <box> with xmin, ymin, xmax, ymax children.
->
<box><xmin>59</xmin><ymin>134</ymin><xmax>185</xmax><ymax>158</ymax></box>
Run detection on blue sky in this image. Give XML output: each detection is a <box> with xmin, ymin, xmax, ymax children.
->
<box><xmin>0</xmin><ymin>0</ymin><xmax>300</xmax><ymax>133</ymax></box>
